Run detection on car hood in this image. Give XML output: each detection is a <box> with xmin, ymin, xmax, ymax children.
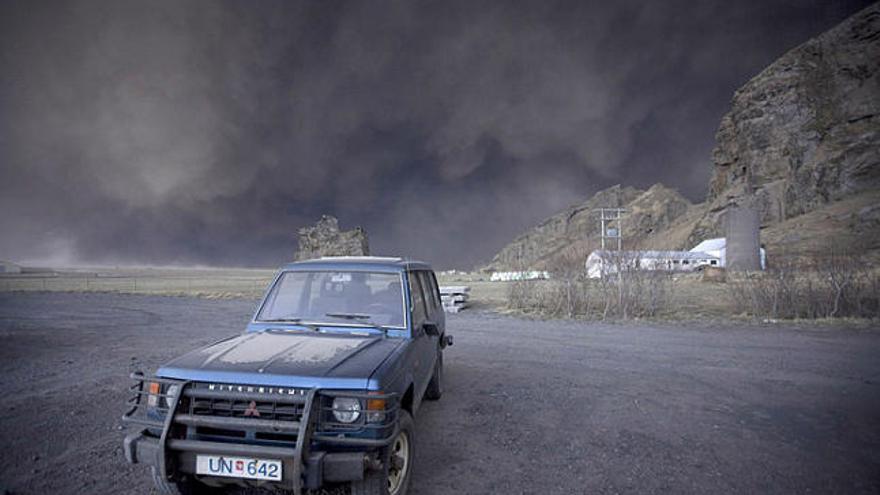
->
<box><xmin>158</xmin><ymin>331</ymin><xmax>403</xmax><ymax>388</ymax></box>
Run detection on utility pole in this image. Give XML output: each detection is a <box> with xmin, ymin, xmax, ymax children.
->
<box><xmin>597</xmin><ymin>208</ymin><xmax>625</xmax><ymax>251</ymax></box>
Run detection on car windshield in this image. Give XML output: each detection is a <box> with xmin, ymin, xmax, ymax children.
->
<box><xmin>258</xmin><ymin>271</ymin><xmax>406</xmax><ymax>328</ymax></box>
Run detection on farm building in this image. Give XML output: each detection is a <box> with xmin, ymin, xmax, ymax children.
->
<box><xmin>689</xmin><ymin>238</ymin><xmax>766</xmax><ymax>270</ymax></box>
<box><xmin>586</xmin><ymin>250</ymin><xmax>719</xmax><ymax>278</ymax></box>
<box><xmin>586</xmin><ymin>237</ymin><xmax>768</xmax><ymax>278</ymax></box>
<box><xmin>0</xmin><ymin>260</ymin><xmax>22</xmax><ymax>274</ymax></box>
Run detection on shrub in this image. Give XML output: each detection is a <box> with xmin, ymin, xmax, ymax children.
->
<box><xmin>505</xmin><ymin>248</ymin><xmax>674</xmax><ymax>320</ymax></box>
<box><xmin>727</xmin><ymin>252</ymin><xmax>879</xmax><ymax>319</ymax></box>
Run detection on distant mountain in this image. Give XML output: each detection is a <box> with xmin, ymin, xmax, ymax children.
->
<box><xmin>486</xmin><ymin>3</ymin><xmax>880</xmax><ymax>270</ymax></box>
<box><xmin>484</xmin><ymin>184</ymin><xmax>694</xmax><ymax>270</ymax></box>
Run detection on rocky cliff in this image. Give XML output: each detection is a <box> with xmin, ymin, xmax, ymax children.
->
<box><xmin>690</xmin><ymin>3</ymin><xmax>880</xmax><ymax>244</ymax></box>
<box><xmin>295</xmin><ymin>215</ymin><xmax>370</xmax><ymax>260</ymax></box>
<box><xmin>487</xmin><ymin>4</ymin><xmax>880</xmax><ymax>270</ymax></box>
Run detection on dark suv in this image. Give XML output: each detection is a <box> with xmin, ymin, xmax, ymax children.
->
<box><xmin>123</xmin><ymin>257</ymin><xmax>452</xmax><ymax>495</ymax></box>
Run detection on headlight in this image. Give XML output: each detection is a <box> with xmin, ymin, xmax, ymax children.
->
<box><xmin>165</xmin><ymin>384</ymin><xmax>180</xmax><ymax>408</ymax></box>
<box><xmin>146</xmin><ymin>382</ymin><xmax>179</xmax><ymax>409</ymax></box>
<box><xmin>332</xmin><ymin>397</ymin><xmax>362</xmax><ymax>423</ymax></box>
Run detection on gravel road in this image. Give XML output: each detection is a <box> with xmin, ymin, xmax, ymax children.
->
<box><xmin>1</xmin><ymin>292</ymin><xmax>878</xmax><ymax>494</ymax></box>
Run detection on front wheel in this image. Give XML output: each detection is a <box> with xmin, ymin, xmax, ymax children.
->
<box><xmin>351</xmin><ymin>410</ymin><xmax>415</xmax><ymax>495</ymax></box>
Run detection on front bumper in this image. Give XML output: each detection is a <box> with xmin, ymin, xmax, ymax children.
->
<box><xmin>122</xmin><ymin>374</ymin><xmax>399</xmax><ymax>493</ymax></box>
<box><xmin>124</xmin><ymin>430</ymin><xmax>385</xmax><ymax>489</ymax></box>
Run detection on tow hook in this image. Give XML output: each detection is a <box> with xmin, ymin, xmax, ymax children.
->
<box><xmin>364</xmin><ymin>454</ymin><xmax>383</xmax><ymax>472</ymax></box>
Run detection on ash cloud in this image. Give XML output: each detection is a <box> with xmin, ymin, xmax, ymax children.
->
<box><xmin>0</xmin><ymin>0</ymin><xmax>872</xmax><ymax>268</ymax></box>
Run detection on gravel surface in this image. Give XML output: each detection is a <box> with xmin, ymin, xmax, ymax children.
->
<box><xmin>1</xmin><ymin>292</ymin><xmax>878</xmax><ymax>494</ymax></box>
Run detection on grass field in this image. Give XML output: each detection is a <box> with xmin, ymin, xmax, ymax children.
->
<box><xmin>0</xmin><ymin>266</ymin><xmax>275</xmax><ymax>299</ymax></box>
<box><xmin>0</xmin><ymin>267</ymin><xmax>510</xmax><ymax>303</ymax></box>
<box><xmin>436</xmin><ymin>270</ymin><xmax>736</xmax><ymax>318</ymax></box>
<box><xmin>0</xmin><ymin>266</ymin><xmax>786</xmax><ymax>319</ymax></box>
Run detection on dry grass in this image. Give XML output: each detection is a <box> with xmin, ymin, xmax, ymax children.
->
<box><xmin>503</xmin><ymin>248</ymin><xmax>681</xmax><ymax>320</ymax></box>
<box><xmin>440</xmin><ymin>249</ymin><xmax>738</xmax><ymax>319</ymax></box>
<box><xmin>727</xmin><ymin>254</ymin><xmax>880</xmax><ymax>319</ymax></box>
<box><xmin>499</xmin><ymin>252</ymin><xmax>880</xmax><ymax>321</ymax></box>
<box><xmin>0</xmin><ymin>266</ymin><xmax>275</xmax><ymax>299</ymax></box>
<box><xmin>5</xmin><ymin>261</ymin><xmax>876</xmax><ymax>322</ymax></box>
<box><xmin>5</xmin><ymin>266</ymin><xmax>517</xmax><ymax>306</ymax></box>
<box><xmin>436</xmin><ymin>271</ymin><xmax>511</xmax><ymax>309</ymax></box>
<box><xmin>760</xmin><ymin>190</ymin><xmax>880</xmax><ymax>265</ymax></box>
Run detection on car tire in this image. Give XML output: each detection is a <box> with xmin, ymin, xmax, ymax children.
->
<box><xmin>351</xmin><ymin>410</ymin><xmax>415</xmax><ymax>495</ymax></box>
<box><xmin>424</xmin><ymin>352</ymin><xmax>443</xmax><ymax>401</ymax></box>
<box><xmin>151</xmin><ymin>468</ymin><xmax>213</xmax><ymax>495</ymax></box>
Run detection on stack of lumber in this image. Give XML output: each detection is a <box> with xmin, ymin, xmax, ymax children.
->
<box><xmin>439</xmin><ymin>286</ymin><xmax>470</xmax><ymax>313</ymax></box>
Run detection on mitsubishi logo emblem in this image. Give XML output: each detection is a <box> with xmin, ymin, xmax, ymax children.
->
<box><xmin>243</xmin><ymin>401</ymin><xmax>260</xmax><ymax>417</ymax></box>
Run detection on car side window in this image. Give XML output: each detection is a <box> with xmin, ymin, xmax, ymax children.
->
<box><xmin>417</xmin><ymin>271</ymin><xmax>440</xmax><ymax>314</ymax></box>
<box><xmin>428</xmin><ymin>271</ymin><xmax>442</xmax><ymax>310</ymax></box>
<box><xmin>408</xmin><ymin>272</ymin><xmax>427</xmax><ymax>326</ymax></box>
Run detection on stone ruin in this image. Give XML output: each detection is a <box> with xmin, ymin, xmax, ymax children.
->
<box><xmin>295</xmin><ymin>215</ymin><xmax>370</xmax><ymax>261</ymax></box>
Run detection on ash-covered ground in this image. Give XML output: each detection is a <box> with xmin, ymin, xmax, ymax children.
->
<box><xmin>0</xmin><ymin>292</ymin><xmax>878</xmax><ymax>494</ymax></box>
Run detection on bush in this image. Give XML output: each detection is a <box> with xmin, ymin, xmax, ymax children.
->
<box><xmin>594</xmin><ymin>251</ymin><xmax>674</xmax><ymax>319</ymax></box>
<box><xmin>727</xmin><ymin>252</ymin><xmax>879</xmax><ymax>319</ymax></box>
<box><xmin>505</xmin><ymin>249</ymin><xmax>674</xmax><ymax>320</ymax></box>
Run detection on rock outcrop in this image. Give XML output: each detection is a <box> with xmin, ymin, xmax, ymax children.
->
<box><xmin>487</xmin><ymin>4</ymin><xmax>880</xmax><ymax>270</ymax></box>
<box><xmin>485</xmin><ymin>184</ymin><xmax>692</xmax><ymax>270</ymax></box>
<box><xmin>295</xmin><ymin>215</ymin><xmax>369</xmax><ymax>261</ymax></box>
<box><xmin>691</xmin><ymin>3</ymin><xmax>880</xmax><ymax>244</ymax></box>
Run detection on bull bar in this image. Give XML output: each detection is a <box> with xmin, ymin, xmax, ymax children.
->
<box><xmin>122</xmin><ymin>372</ymin><xmax>400</xmax><ymax>493</ymax></box>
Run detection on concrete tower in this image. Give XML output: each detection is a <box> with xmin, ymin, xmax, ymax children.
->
<box><xmin>725</xmin><ymin>205</ymin><xmax>761</xmax><ymax>271</ymax></box>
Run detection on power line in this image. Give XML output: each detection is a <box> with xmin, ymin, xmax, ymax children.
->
<box><xmin>597</xmin><ymin>208</ymin><xmax>625</xmax><ymax>251</ymax></box>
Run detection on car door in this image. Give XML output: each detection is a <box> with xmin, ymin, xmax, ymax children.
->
<box><xmin>417</xmin><ymin>271</ymin><xmax>443</xmax><ymax>376</ymax></box>
<box><xmin>421</xmin><ymin>270</ymin><xmax>445</xmax><ymax>334</ymax></box>
<box><xmin>407</xmin><ymin>271</ymin><xmax>434</xmax><ymax>400</ymax></box>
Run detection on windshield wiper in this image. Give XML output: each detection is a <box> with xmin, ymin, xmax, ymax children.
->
<box><xmin>325</xmin><ymin>312</ymin><xmax>371</xmax><ymax>320</ymax></box>
<box><xmin>324</xmin><ymin>313</ymin><xmax>391</xmax><ymax>335</ymax></box>
<box><xmin>261</xmin><ymin>317</ymin><xmax>321</xmax><ymax>332</ymax></box>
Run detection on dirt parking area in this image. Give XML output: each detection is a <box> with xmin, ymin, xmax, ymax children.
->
<box><xmin>1</xmin><ymin>292</ymin><xmax>879</xmax><ymax>494</ymax></box>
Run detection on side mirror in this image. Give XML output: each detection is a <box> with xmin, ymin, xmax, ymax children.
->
<box><xmin>422</xmin><ymin>322</ymin><xmax>440</xmax><ymax>337</ymax></box>
<box><xmin>441</xmin><ymin>334</ymin><xmax>454</xmax><ymax>348</ymax></box>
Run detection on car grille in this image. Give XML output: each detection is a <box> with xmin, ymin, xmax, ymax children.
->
<box><xmin>174</xmin><ymin>382</ymin><xmax>312</xmax><ymax>444</ymax></box>
<box><xmin>190</xmin><ymin>397</ymin><xmax>304</xmax><ymax>422</ymax></box>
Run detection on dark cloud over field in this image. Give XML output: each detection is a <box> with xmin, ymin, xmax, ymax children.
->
<box><xmin>0</xmin><ymin>0</ymin><xmax>873</xmax><ymax>268</ymax></box>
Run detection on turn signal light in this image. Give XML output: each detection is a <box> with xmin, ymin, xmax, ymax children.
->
<box><xmin>367</xmin><ymin>397</ymin><xmax>386</xmax><ymax>411</ymax></box>
<box><xmin>147</xmin><ymin>382</ymin><xmax>160</xmax><ymax>407</ymax></box>
<box><xmin>366</xmin><ymin>393</ymin><xmax>387</xmax><ymax>423</ymax></box>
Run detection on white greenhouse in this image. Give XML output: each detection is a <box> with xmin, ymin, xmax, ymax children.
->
<box><xmin>0</xmin><ymin>260</ymin><xmax>22</xmax><ymax>274</ymax></box>
<box><xmin>585</xmin><ymin>250</ymin><xmax>720</xmax><ymax>278</ymax></box>
<box><xmin>689</xmin><ymin>238</ymin><xmax>766</xmax><ymax>270</ymax></box>
<box><xmin>586</xmin><ymin>237</ymin><xmax>767</xmax><ymax>278</ymax></box>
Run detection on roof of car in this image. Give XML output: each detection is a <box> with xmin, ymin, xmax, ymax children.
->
<box><xmin>280</xmin><ymin>256</ymin><xmax>433</xmax><ymax>273</ymax></box>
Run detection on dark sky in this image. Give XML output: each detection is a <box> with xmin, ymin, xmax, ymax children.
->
<box><xmin>0</xmin><ymin>0</ymin><xmax>873</xmax><ymax>269</ymax></box>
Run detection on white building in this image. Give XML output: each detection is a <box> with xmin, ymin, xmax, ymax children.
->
<box><xmin>0</xmin><ymin>260</ymin><xmax>22</xmax><ymax>274</ymax></box>
<box><xmin>586</xmin><ymin>250</ymin><xmax>719</xmax><ymax>279</ymax></box>
<box><xmin>689</xmin><ymin>238</ymin><xmax>766</xmax><ymax>269</ymax></box>
<box><xmin>489</xmin><ymin>270</ymin><xmax>550</xmax><ymax>282</ymax></box>
<box><xmin>586</xmin><ymin>237</ymin><xmax>767</xmax><ymax>278</ymax></box>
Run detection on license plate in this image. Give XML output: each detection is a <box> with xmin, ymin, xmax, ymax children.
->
<box><xmin>195</xmin><ymin>455</ymin><xmax>282</xmax><ymax>481</ymax></box>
